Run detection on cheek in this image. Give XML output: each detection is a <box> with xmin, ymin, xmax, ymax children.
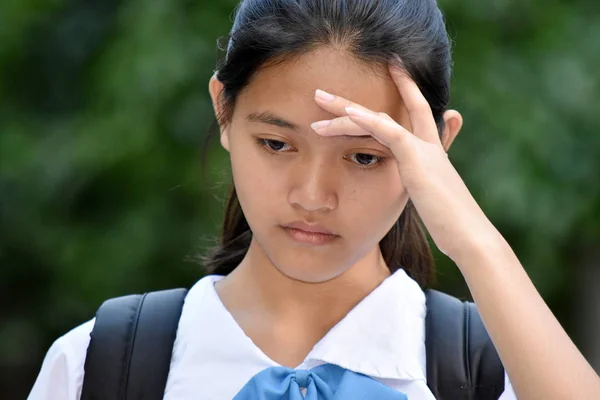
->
<box><xmin>229</xmin><ymin>141</ymin><xmax>284</xmax><ymax>212</ymax></box>
<box><xmin>344</xmin><ymin>169</ymin><xmax>407</xmax><ymax>237</ymax></box>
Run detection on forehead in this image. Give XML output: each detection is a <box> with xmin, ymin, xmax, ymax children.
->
<box><xmin>234</xmin><ymin>48</ymin><xmax>404</xmax><ymax>124</ymax></box>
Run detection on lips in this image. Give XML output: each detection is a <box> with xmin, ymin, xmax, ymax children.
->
<box><xmin>282</xmin><ymin>221</ymin><xmax>336</xmax><ymax>235</ymax></box>
<box><xmin>281</xmin><ymin>221</ymin><xmax>339</xmax><ymax>246</ymax></box>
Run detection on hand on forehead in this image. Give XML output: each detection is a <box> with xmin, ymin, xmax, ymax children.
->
<box><xmin>310</xmin><ymin>62</ymin><xmax>440</xmax><ymax>146</ymax></box>
<box><xmin>238</xmin><ymin>50</ymin><xmax>410</xmax><ymax>128</ymax></box>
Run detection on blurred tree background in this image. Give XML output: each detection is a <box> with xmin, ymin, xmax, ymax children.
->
<box><xmin>1</xmin><ymin>0</ymin><xmax>598</xmax><ymax>398</ymax></box>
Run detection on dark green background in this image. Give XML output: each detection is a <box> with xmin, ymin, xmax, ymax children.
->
<box><xmin>1</xmin><ymin>0</ymin><xmax>599</xmax><ymax>398</ymax></box>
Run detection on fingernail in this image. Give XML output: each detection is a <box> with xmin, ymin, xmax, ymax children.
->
<box><xmin>311</xmin><ymin>120</ymin><xmax>331</xmax><ymax>132</ymax></box>
<box><xmin>315</xmin><ymin>89</ymin><xmax>335</xmax><ymax>102</ymax></box>
<box><xmin>345</xmin><ymin>107</ymin><xmax>371</xmax><ymax>119</ymax></box>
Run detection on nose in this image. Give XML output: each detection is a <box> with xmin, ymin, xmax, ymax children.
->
<box><xmin>288</xmin><ymin>159</ymin><xmax>338</xmax><ymax>213</ymax></box>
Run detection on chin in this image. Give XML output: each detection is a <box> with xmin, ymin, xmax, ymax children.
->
<box><xmin>267</xmin><ymin>250</ymin><xmax>352</xmax><ymax>284</ymax></box>
<box><xmin>251</xmin><ymin>228</ymin><xmax>362</xmax><ymax>284</ymax></box>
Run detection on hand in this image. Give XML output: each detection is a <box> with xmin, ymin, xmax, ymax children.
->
<box><xmin>311</xmin><ymin>64</ymin><xmax>499</xmax><ymax>264</ymax></box>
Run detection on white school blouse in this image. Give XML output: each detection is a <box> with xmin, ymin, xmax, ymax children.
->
<box><xmin>29</xmin><ymin>269</ymin><xmax>517</xmax><ymax>399</ymax></box>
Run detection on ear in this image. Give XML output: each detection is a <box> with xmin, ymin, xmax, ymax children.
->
<box><xmin>209</xmin><ymin>73</ymin><xmax>230</xmax><ymax>152</ymax></box>
<box><xmin>440</xmin><ymin>109</ymin><xmax>463</xmax><ymax>151</ymax></box>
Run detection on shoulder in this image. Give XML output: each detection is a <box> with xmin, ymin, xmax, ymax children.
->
<box><xmin>28</xmin><ymin>319</ymin><xmax>95</xmax><ymax>400</ymax></box>
<box><xmin>28</xmin><ymin>276</ymin><xmax>223</xmax><ymax>400</ymax></box>
<box><xmin>174</xmin><ymin>275</ymin><xmax>224</xmax><ymax>336</ymax></box>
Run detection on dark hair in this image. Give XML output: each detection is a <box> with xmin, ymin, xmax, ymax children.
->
<box><xmin>203</xmin><ymin>0</ymin><xmax>453</xmax><ymax>288</ymax></box>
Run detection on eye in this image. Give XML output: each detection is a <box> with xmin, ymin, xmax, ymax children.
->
<box><xmin>257</xmin><ymin>138</ymin><xmax>292</xmax><ymax>152</ymax></box>
<box><xmin>349</xmin><ymin>153</ymin><xmax>384</xmax><ymax>168</ymax></box>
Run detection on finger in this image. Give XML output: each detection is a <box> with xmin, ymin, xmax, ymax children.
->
<box><xmin>311</xmin><ymin>116</ymin><xmax>367</xmax><ymax>136</ymax></box>
<box><xmin>311</xmin><ymin>116</ymin><xmax>389</xmax><ymax>146</ymax></box>
<box><xmin>343</xmin><ymin>107</ymin><xmax>416</xmax><ymax>156</ymax></box>
<box><xmin>313</xmin><ymin>89</ymin><xmax>372</xmax><ymax>117</ymax></box>
<box><xmin>388</xmin><ymin>64</ymin><xmax>440</xmax><ymax>145</ymax></box>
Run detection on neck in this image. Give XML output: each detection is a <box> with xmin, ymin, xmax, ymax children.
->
<box><xmin>214</xmin><ymin>237</ymin><xmax>391</xmax><ymax>336</ymax></box>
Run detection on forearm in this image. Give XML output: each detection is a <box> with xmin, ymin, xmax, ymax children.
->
<box><xmin>454</xmin><ymin>230</ymin><xmax>600</xmax><ymax>400</ymax></box>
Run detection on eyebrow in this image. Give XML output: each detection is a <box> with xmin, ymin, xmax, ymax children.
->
<box><xmin>247</xmin><ymin>111</ymin><xmax>299</xmax><ymax>131</ymax></box>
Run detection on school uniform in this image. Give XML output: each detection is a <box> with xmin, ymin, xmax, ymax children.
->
<box><xmin>29</xmin><ymin>269</ymin><xmax>517</xmax><ymax>399</ymax></box>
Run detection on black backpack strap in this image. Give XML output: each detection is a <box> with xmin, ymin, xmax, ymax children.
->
<box><xmin>81</xmin><ymin>288</ymin><xmax>187</xmax><ymax>400</ymax></box>
<box><xmin>425</xmin><ymin>289</ymin><xmax>505</xmax><ymax>400</ymax></box>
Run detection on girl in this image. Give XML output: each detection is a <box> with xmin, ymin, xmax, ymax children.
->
<box><xmin>29</xmin><ymin>0</ymin><xmax>600</xmax><ymax>399</ymax></box>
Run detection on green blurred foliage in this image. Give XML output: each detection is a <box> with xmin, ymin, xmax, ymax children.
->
<box><xmin>0</xmin><ymin>0</ymin><xmax>598</xmax><ymax>398</ymax></box>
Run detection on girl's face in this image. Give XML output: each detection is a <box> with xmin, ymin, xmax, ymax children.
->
<box><xmin>211</xmin><ymin>48</ymin><xmax>415</xmax><ymax>283</ymax></box>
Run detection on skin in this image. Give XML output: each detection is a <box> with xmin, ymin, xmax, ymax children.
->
<box><xmin>209</xmin><ymin>47</ymin><xmax>600</xmax><ymax>397</ymax></box>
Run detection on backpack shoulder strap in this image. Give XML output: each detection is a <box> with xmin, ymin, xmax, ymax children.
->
<box><xmin>81</xmin><ymin>288</ymin><xmax>187</xmax><ymax>400</ymax></box>
<box><xmin>425</xmin><ymin>289</ymin><xmax>505</xmax><ymax>400</ymax></box>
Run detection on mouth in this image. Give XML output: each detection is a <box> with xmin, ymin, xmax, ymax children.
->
<box><xmin>280</xmin><ymin>222</ymin><xmax>339</xmax><ymax>246</ymax></box>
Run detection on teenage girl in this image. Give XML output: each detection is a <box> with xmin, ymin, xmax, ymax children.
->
<box><xmin>29</xmin><ymin>0</ymin><xmax>600</xmax><ymax>399</ymax></box>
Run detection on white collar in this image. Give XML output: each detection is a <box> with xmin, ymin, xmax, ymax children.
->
<box><xmin>192</xmin><ymin>268</ymin><xmax>426</xmax><ymax>383</ymax></box>
<box><xmin>303</xmin><ymin>269</ymin><xmax>427</xmax><ymax>381</ymax></box>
